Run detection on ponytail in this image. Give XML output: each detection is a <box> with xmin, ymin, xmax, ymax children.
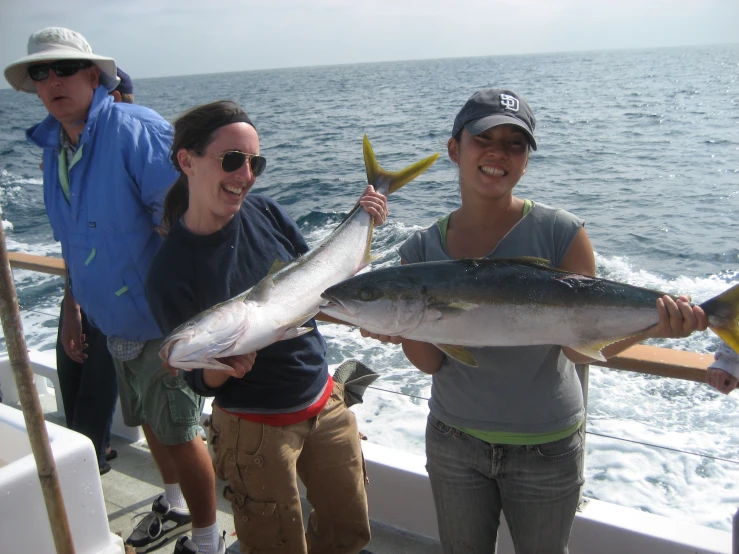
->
<box><xmin>158</xmin><ymin>175</ymin><xmax>189</xmax><ymax>237</ymax></box>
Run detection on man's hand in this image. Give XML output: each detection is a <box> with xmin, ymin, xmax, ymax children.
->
<box><xmin>61</xmin><ymin>300</ymin><xmax>87</xmax><ymax>363</ymax></box>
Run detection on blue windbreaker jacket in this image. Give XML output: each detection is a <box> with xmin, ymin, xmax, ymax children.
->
<box><xmin>26</xmin><ymin>86</ymin><xmax>178</xmax><ymax>341</ymax></box>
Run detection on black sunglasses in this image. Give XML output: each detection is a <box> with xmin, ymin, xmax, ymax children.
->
<box><xmin>199</xmin><ymin>151</ymin><xmax>267</xmax><ymax>176</ymax></box>
<box><xmin>28</xmin><ymin>60</ymin><xmax>94</xmax><ymax>82</ymax></box>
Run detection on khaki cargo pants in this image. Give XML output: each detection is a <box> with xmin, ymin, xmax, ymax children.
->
<box><xmin>209</xmin><ymin>382</ymin><xmax>370</xmax><ymax>554</ymax></box>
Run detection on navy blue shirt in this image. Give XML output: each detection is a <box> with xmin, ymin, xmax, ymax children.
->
<box><xmin>146</xmin><ymin>194</ymin><xmax>328</xmax><ymax>413</ymax></box>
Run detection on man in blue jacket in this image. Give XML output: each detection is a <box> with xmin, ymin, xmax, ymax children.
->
<box><xmin>4</xmin><ymin>27</ymin><xmax>223</xmax><ymax>554</ymax></box>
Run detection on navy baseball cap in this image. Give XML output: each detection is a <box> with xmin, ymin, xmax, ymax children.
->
<box><xmin>452</xmin><ymin>89</ymin><xmax>537</xmax><ymax>150</ymax></box>
<box><xmin>115</xmin><ymin>67</ymin><xmax>133</xmax><ymax>94</ymax></box>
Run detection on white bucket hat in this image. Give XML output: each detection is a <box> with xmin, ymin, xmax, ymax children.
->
<box><xmin>4</xmin><ymin>27</ymin><xmax>119</xmax><ymax>93</ymax></box>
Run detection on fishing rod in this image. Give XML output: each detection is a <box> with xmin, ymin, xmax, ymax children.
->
<box><xmin>0</xmin><ymin>210</ymin><xmax>75</xmax><ymax>554</ymax></box>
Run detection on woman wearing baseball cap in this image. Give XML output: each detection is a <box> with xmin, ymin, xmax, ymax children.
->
<box><xmin>364</xmin><ymin>88</ymin><xmax>707</xmax><ymax>552</ymax></box>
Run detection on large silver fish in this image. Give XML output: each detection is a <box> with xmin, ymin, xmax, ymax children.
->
<box><xmin>320</xmin><ymin>258</ymin><xmax>739</xmax><ymax>366</ymax></box>
<box><xmin>160</xmin><ymin>136</ymin><xmax>438</xmax><ymax>370</ymax></box>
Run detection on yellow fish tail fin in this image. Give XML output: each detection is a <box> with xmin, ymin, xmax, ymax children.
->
<box><xmin>702</xmin><ymin>282</ymin><xmax>739</xmax><ymax>355</ymax></box>
<box><xmin>363</xmin><ymin>135</ymin><xmax>439</xmax><ymax>195</ymax></box>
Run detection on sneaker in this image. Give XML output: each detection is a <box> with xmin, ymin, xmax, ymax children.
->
<box><xmin>172</xmin><ymin>532</ymin><xmax>226</xmax><ymax>554</ymax></box>
<box><xmin>126</xmin><ymin>495</ymin><xmax>192</xmax><ymax>553</ymax></box>
<box><xmin>173</xmin><ymin>536</ymin><xmax>197</xmax><ymax>553</ymax></box>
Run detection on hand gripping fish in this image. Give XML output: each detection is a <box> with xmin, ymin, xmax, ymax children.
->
<box><xmin>320</xmin><ymin>258</ymin><xmax>739</xmax><ymax>367</ymax></box>
<box><xmin>159</xmin><ymin>137</ymin><xmax>438</xmax><ymax>370</ymax></box>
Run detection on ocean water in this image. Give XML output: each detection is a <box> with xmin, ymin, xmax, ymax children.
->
<box><xmin>1</xmin><ymin>44</ymin><xmax>739</xmax><ymax>531</ymax></box>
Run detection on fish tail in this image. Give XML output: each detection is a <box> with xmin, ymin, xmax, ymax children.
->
<box><xmin>701</xmin><ymin>282</ymin><xmax>739</xmax><ymax>355</ymax></box>
<box><xmin>363</xmin><ymin>135</ymin><xmax>439</xmax><ymax>195</ymax></box>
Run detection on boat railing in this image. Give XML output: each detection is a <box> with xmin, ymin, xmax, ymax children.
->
<box><xmin>6</xmin><ymin>251</ymin><xmax>715</xmax><ymax>381</ymax></box>
<box><xmin>7</xmin><ymin>251</ymin><xmax>726</xmax><ymax>458</ymax></box>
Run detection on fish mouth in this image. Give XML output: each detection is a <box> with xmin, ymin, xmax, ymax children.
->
<box><xmin>159</xmin><ymin>335</ymin><xmax>235</xmax><ymax>371</ymax></box>
<box><xmin>319</xmin><ymin>296</ymin><xmax>355</xmax><ymax>320</ymax></box>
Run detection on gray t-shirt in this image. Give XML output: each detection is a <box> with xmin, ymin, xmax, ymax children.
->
<box><xmin>399</xmin><ymin>201</ymin><xmax>586</xmax><ymax>434</ymax></box>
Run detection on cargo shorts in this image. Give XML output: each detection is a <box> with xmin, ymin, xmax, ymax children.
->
<box><xmin>208</xmin><ymin>382</ymin><xmax>370</xmax><ymax>553</ymax></box>
<box><xmin>112</xmin><ymin>338</ymin><xmax>203</xmax><ymax>445</ymax></box>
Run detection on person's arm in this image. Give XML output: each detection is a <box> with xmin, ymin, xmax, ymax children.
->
<box><xmin>127</xmin><ymin>118</ymin><xmax>179</xmax><ymax>226</ymax></box>
<box><xmin>559</xmin><ymin>228</ymin><xmax>708</xmax><ymax>364</ymax></box>
<box><xmin>706</xmin><ymin>342</ymin><xmax>739</xmax><ymax>394</ymax></box>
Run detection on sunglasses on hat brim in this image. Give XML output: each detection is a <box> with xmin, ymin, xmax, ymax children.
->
<box><xmin>28</xmin><ymin>60</ymin><xmax>94</xmax><ymax>82</ymax></box>
<box><xmin>199</xmin><ymin>151</ymin><xmax>267</xmax><ymax>176</ymax></box>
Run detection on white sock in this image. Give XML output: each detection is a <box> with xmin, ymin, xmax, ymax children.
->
<box><xmin>163</xmin><ymin>483</ymin><xmax>188</xmax><ymax>512</ymax></box>
<box><xmin>191</xmin><ymin>523</ymin><xmax>220</xmax><ymax>554</ymax></box>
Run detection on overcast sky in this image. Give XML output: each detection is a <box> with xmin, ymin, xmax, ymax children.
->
<box><xmin>1</xmin><ymin>0</ymin><xmax>737</xmax><ymax>88</ymax></box>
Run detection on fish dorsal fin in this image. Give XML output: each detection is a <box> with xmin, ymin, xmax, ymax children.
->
<box><xmin>268</xmin><ymin>258</ymin><xmax>288</xmax><ymax>276</ymax></box>
<box><xmin>363</xmin><ymin>135</ymin><xmax>439</xmax><ymax>195</ymax></box>
<box><xmin>500</xmin><ymin>256</ymin><xmax>553</xmax><ymax>267</ymax></box>
<box><xmin>250</xmin><ymin>275</ymin><xmax>275</xmax><ymax>300</ymax></box>
<box><xmin>436</xmin><ymin>344</ymin><xmax>478</xmax><ymax>367</ymax></box>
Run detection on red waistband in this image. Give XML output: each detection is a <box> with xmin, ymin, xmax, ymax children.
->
<box><xmin>219</xmin><ymin>375</ymin><xmax>333</xmax><ymax>426</ymax></box>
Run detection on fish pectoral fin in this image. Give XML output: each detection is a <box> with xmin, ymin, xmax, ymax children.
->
<box><xmin>207</xmin><ymin>358</ymin><xmax>241</xmax><ymax>371</ymax></box>
<box><xmin>170</xmin><ymin>358</ymin><xmax>233</xmax><ymax>371</ymax></box>
<box><xmin>447</xmin><ymin>302</ymin><xmax>479</xmax><ymax>311</ymax></box>
<box><xmin>286</xmin><ymin>311</ymin><xmax>319</xmax><ymax>328</ymax></box>
<box><xmin>436</xmin><ymin>344</ymin><xmax>478</xmax><ymax>367</ymax></box>
<box><xmin>278</xmin><ymin>325</ymin><xmax>315</xmax><ymax>341</ymax></box>
<box><xmin>276</xmin><ymin>311</ymin><xmax>319</xmax><ymax>342</ymax></box>
<box><xmin>430</xmin><ymin>302</ymin><xmax>480</xmax><ymax>319</ymax></box>
<box><xmin>567</xmin><ymin>340</ymin><xmax>617</xmax><ymax>362</ymax></box>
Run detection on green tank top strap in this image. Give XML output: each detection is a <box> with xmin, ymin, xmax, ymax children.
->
<box><xmin>437</xmin><ymin>199</ymin><xmax>533</xmax><ymax>247</ymax></box>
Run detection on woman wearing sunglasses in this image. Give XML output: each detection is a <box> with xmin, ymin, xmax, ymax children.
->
<box><xmin>145</xmin><ymin>100</ymin><xmax>387</xmax><ymax>554</ymax></box>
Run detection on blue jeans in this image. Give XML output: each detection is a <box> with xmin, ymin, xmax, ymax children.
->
<box><xmin>425</xmin><ymin>414</ymin><xmax>584</xmax><ymax>554</ymax></box>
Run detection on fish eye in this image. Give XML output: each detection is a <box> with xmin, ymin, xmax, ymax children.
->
<box><xmin>359</xmin><ymin>288</ymin><xmax>374</xmax><ymax>301</ymax></box>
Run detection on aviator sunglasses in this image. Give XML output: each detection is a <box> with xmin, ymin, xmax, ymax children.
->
<box><xmin>28</xmin><ymin>60</ymin><xmax>94</xmax><ymax>82</ymax></box>
<box><xmin>199</xmin><ymin>150</ymin><xmax>267</xmax><ymax>176</ymax></box>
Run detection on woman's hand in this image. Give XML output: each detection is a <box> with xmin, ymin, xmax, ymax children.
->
<box><xmin>646</xmin><ymin>295</ymin><xmax>708</xmax><ymax>339</ymax></box>
<box><xmin>360</xmin><ymin>328</ymin><xmax>403</xmax><ymax>344</ymax></box>
<box><xmin>358</xmin><ymin>185</ymin><xmax>389</xmax><ymax>225</ymax></box>
<box><xmin>202</xmin><ymin>352</ymin><xmax>257</xmax><ymax>388</ymax></box>
<box><xmin>706</xmin><ymin>367</ymin><xmax>739</xmax><ymax>395</ymax></box>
